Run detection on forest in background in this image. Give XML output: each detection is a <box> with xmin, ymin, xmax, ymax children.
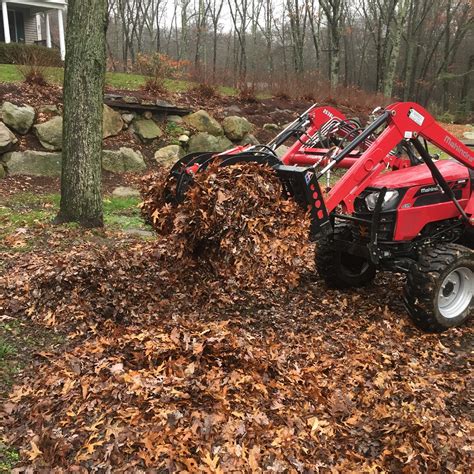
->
<box><xmin>106</xmin><ymin>0</ymin><xmax>474</xmax><ymax>119</ymax></box>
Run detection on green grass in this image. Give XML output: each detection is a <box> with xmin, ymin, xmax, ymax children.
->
<box><xmin>0</xmin><ymin>63</ymin><xmax>21</xmax><ymax>82</ymax></box>
<box><xmin>0</xmin><ymin>192</ymin><xmax>152</xmax><ymax>252</ymax></box>
<box><xmin>0</xmin><ymin>63</ymin><xmax>238</xmax><ymax>95</ymax></box>
<box><xmin>0</xmin><ymin>443</ymin><xmax>19</xmax><ymax>473</ymax></box>
<box><xmin>0</xmin><ymin>64</ymin><xmax>63</xmax><ymax>83</ymax></box>
<box><xmin>426</xmin><ymin>144</ymin><xmax>451</xmax><ymax>160</ymax></box>
<box><xmin>103</xmin><ymin>195</ymin><xmax>148</xmax><ymax>230</ymax></box>
<box><xmin>0</xmin><ymin>338</ymin><xmax>16</xmax><ymax>359</ymax></box>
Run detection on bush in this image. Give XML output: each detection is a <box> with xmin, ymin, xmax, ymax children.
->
<box><xmin>238</xmin><ymin>86</ymin><xmax>258</xmax><ymax>103</ymax></box>
<box><xmin>136</xmin><ymin>52</ymin><xmax>187</xmax><ymax>80</ymax></box>
<box><xmin>136</xmin><ymin>52</ymin><xmax>188</xmax><ymax>95</ymax></box>
<box><xmin>0</xmin><ymin>43</ymin><xmax>62</xmax><ymax>66</ymax></box>
<box><xmin>436</xmin><ymin>111</ymin><xmax>455</xmax><ymax>124</ymax></box>
<box><xmin>18</xmin><ymin>65</ymin><xmax>48</xmax><ymax>86</ymax></box>
<box><xmin>274</xmin><ymin>90</ymin><xmax>291</xmax><ymax>101</ymax></box>
<box><xmin>191</xmin><ymin>83</ymin><xmax>219</xmax><ymax>99</ymax></box>
<box><xmin>142</xmin><ymin>76</ymin><xmax>166</xmax><ymax>94</ymax></box>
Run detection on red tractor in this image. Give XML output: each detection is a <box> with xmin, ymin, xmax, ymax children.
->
<box><xmin>167</xmin><ymin>102</ymin><xmax>473</xmax><ymax>332</ymax></box>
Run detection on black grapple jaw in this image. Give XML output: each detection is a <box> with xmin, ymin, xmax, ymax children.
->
<box><xmin>164</xmin><ymin>149</ymin><xmax>281</xmax><ymax>203</ymax></box>
<box><xmin>273</xmin><ymin>165</ymin><xmax>332</xmax><ymax>240</ymax></box>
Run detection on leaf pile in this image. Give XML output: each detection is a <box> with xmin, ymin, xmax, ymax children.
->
<box><xmin>140</xmin><ymin>163</ymin><xmax>312</xmax><ymax>289</ymax></box>
<box><xmin>1</xmin><ymin>163</ymin><xmax>472</xmax><ymax>471</ymax></box>
<box><xmin>2</xmin><ymin>246</ymin><xmax>472</xmax><ymax>471</ymax></box>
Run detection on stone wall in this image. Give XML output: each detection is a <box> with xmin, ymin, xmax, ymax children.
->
<box><xmin>0</xmin><ymin>99</ymin><xmax>262</xmax><ymax>177</ymax></box>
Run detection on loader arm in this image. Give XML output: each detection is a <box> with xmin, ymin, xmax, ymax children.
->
<box><xmin>325</xmin><ymin>102</ymin><xmax>474</xmax><ymax>215</ymax></box>
<box><xmin>279</xmin><ymin>105</ymin><xmax>348</xmax><ymax>165</ymax></box>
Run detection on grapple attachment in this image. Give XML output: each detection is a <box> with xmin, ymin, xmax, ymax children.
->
<box><xmin>164</xmin><ymin>147</ymin><xmax>332</xmax><ymax>240</ymax></box>
<box><xmin>164</xmin><ymin>148</ymin><xmax>281</xmax><ymax>203</ymax></box>
<box><xmin>274</xmin><ymin>165</ymin><xmax>332</xmax><ymax>239</ymax></box>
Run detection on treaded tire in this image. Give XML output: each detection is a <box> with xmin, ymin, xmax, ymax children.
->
<box><xmin>315</xmin><ymin>223</ymin><xmax>376</xmax><ymax>289</ymax></box>
<box><xmin>404</xmin><ymin>243</ymin><xmax>473</xmax><ymax>332</ymax></box>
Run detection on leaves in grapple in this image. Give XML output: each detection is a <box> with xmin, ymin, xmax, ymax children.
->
<box><xmin>140</xmin><ymin>163</ymin><xmax>312</xmax><ymax>289</ymax></box>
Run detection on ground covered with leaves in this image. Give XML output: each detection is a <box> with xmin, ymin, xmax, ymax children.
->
<box><xmin>0</xmin><ymin>165</ymin><xmax>472</xmax><ymax>472</ymax></box>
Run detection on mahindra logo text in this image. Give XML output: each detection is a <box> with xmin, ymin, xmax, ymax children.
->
<box><xmin>323</xmin><ymin>109</ymin><xmax>334</xmax><ymax>119</ymax></box>
<box><xmin>444</xmin><ymin>135</ymin><xmax>473</xmax><ymax>163</ymax></box>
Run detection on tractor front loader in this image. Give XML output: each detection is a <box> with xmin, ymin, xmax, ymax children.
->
<box><xmin>167</xmin><ymin>102</ymin><xmax>473</xmax><ymax>332</ymax></box>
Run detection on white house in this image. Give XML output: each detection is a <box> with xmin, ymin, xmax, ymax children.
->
<box><xmin>1</xmin><ymin>0</ymin><xmax>66</xmax><ymax>60</ymax></box>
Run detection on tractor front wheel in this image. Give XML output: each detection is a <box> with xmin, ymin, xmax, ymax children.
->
<box><xmin>315</xmin><ymin>223</ymin><xmax>376</xmax><ymax>289</ymax></box>
<box><xmin>404</xmin><ymin>243</ymin><xmax>473</xmax><ymax>332</ymax></box>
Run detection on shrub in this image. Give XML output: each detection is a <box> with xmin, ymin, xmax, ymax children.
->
<box><xmin>191</xmin><ymin>83</ymin><xmax>219</xmax><ymax>99</ymax></box>
<box><xmin>18</xmin><ymin>65</ymin><xmax>48</xmax><ymax>86</ymax></box>
<box><xmin>0</xmin><ymin>43</ymin><xmax>62</xmax><ymax>66</ymax></box>
<box><xmin>437</xmin><ymin>111</ymin><xmax>455</xmax><ymax>124</ymax></box>
<box><xmin>238</xmin><ymin>86</ymin><xmax>258</xmax><ymax>103</ymax></box>
<box><xmin>142</xmin><ymin>76</ymin><xmax>167</xmax><ymax>94</ymax></box>
<box><xmin>274</xmin><ymin>90</ymin><xmax>291</xmax><ymax>101</ymax></box>
<box><xmin>136</xmin><ymin>52</ymin><xmax>188</xmax><ymax>95</ymax></box>
<box><xmin>165</xmin><ymin>121</ymin><xmax>185</xmax><ymax>137</ymax></box>
<box><xmin>136</xmin><ymin>52</ymin><xmax>187</xmax><ymax>80</ymax></box>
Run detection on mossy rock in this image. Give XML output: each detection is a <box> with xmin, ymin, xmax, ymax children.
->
<box><xmin>222</xmin><ymin>116</ymin><xmax>253</xmax><ymax>141</ymax></box>
<box><xmin>188</xmin><ymin>132</ymin><xmax>232</xmax><ymax>153</ymax></box>
<box><xmin>34</xmin><ymin>116</ymin><xmax>63</xmax><ymax>151</ymax></box>
<box><xmin>1</xmin><ymin>150</ymin><xmax>61</xmax><ymax>176</ymax></box>
<box><xmin>1</xmin><ymin>102</ymin><xmax>35</xmax><ymax>135</ymax></box>
<box><xmin>133</xmin><ymin>119</ymin><xmax>163</xmax><ymax>141</ymax></box>
<box><xmin>183</xmin><ymin>110</ymin><xmax>223</xmax><ymax>136</ymax></box>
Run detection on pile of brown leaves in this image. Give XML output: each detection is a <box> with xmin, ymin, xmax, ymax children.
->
<box><xmin>1</xmin><ymin>163</ymin><xmax>472</xmax><ymax>472</ymax></box>
<box><xmin>141</xmin><ymin>164</ymin><xmax>312</xmax><ymax>289</ymax></box>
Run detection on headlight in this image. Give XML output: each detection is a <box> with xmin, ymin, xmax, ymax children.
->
<box><xmin>365</xmin><ymin>190</ymin><xmax>400</xmax><ymax>211</ymax></box>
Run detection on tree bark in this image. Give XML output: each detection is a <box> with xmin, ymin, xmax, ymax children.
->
<box><xmin>383</xmin><ymin>0</ymin><xmax>408</xmax><ymax>97</ymax></box>
<box><xmin>55</xmin><ymin>0</ymin><xmax>107</xmax><ymax>228</ymax></box>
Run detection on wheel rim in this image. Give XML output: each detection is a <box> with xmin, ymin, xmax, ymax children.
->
<box><xmin>437</xmin><ymin>267</ymin><xmax>473</xmax><ymax>319</ymax></box>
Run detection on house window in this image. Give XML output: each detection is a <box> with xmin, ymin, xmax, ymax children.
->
<box><xmin>0</xmin><ymin>10</ymin><xmax>25</xmax><ymax>43</ymax></box>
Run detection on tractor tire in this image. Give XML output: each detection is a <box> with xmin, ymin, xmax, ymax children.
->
<box><xmin>404</xmin><ymin>243</ymin><xmax>473</xmax><ymax>332</ymax></box>
<box><xmin>315</xmin><ymin>223</ymin><xmax>376</xmax><ymax>289</ymax></box>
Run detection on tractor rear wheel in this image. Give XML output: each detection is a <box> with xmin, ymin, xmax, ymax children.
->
<box><xmin>315</xmin><ymin>223</ymin><xmax>376</xmax><ymax>289</ymax></box>
<box><xmin>404</xmin><ymin>243</ymin><xmax>473</xmax><ymax>332</ymax></box>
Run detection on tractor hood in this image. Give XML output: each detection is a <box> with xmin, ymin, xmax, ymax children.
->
<box><xmin>370</xmin><ymin>160</ymin><xmax>470</xmax><ymax>189</ymax></box>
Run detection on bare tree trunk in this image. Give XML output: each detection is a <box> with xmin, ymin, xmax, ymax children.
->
<box><xmin>228</xmin><ymin>0</ymin><xmax>249</xmax><ymax>85</ymax></box>
<box><xmin>383</xmin><ymin>0</ymin><xmax>408</xmax><ymax>97</ymax></box>
<box><xmin>320</xmin><ymin>0</ymin><xmax>345</xmax><ymax>88</ymax></box>
<box><xmin>56</xmin><ymin>0</ymin><xmax>107</xmax><ymax>227</ymax></box>
<box><xmin>306</xmin><ymin>0</ymin><xmax>321</xmax><ymax>70</ymax></box>
<box><xmin>459</xmin><ymin>53</ymin><xmax>473</xmax><ymax>118</ymax></box>
<box><xmin>209</xmin><ymin>0</ymin><xmax>224</xmax><ymax>81</ymax></box>
<box><xmin>179</xmin><ymin>0</ymin><xmax>191</xmax><ymax>60</ymax></box>
<box><xmin>287</xmin><ymin>0</ymin><xmax>307</xmax><ymax>73</ymax></box>
<box><xmin>442</xmin><ymin>0</ymin><xmax>452</xmax><ymax>110</ymax></box>
<box><xmin>194</xmin><ymin>0</ymin><xmax>207</xmax><ymax>72</ymax></box>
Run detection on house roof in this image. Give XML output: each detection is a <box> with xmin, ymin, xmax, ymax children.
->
<box><xmin>6</xmin><ymin>0</ymin><xmax>67</xmax><ymax>10</ymax></box>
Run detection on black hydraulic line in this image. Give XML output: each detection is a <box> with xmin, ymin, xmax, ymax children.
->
<box><xmin>334</xmin><ymin>213</ymin><xmax>372</xmax><ymax>224</ymax></box>
<box><xmin>317</xmin><ymin>111</ymin><xmax>390</xmax><ymax>178</ymax></box>
<box><xmin>267</xmin><ymin>106</ymin><xmax>316</xmax><ymax>149</ymax></box>
<box><xmin>412</xmin><ymin>138</ymin><xmax>469</xmax><ymax>222</ymax></box>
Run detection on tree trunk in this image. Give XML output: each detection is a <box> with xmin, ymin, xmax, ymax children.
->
<box><xmin>55</xmin><ymin>0</ymin><xmax>107</xmax><ymax>228</ymax></box>
<box><xmin>383</xmin><ymin>0</ymin><xmax>408</xmax><ymax>98</ymax></box>
<box><xmin>459</xmin><ymin>53</ymin><xmax>473</xmax><ymax>119</ymax></box>
<box><xmin>442</xmin><ymin>0</ymin><xmax>452</xmax><ymax>111</ymax></box>
<box><xmin>330</xmin><ymin>25</ymin><xmax>340</xmax><ymax>88</ymax></box>
<box><xmin>212</xmin><ymin>24</ymin><xmax>218</xmax><ymax>80</ymax></box>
